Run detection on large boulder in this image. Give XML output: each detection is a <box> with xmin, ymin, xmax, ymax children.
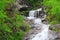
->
<box><xmin>48</xmin><ymin>30</ymin><xmax>57</xmax><ymax>40</ymax></box>
<box><xmin>49</xmin><ymin>24</ymin><xmax>60</xmax><ymax>40</ymax></box>
<box><xmin>49</xmin><ymin>24</ymin><xmax>60</xmax><ymax>30</ymax></box>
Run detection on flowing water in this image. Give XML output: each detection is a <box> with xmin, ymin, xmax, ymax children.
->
<box><xmin>25</xmin><ymin>8</ymin><xmax>57</xmax><ymax>40</ymax></box>
<box><xmin>27</xmin><ymin>10</ymin><xmax>35</xmax><ymax>20</ymax></box>
<box><xmin>32</xmin><ymin>24</ymin><xmax>49</xmax><ymax>40</ymax></box>
<box><xmin>29</xmin><ymin>10</ymin><xmax>35</xmax><ymax>17</ymax></box>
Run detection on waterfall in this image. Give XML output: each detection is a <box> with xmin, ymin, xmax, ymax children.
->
<box><xmin>26</xmin><ymin>8</ymin><xmax>50</xmax><ymax>40</ymax></box>
<box><xmin>29</xmin><ymin>10</ymin><xmax>35</xmax><ymax>17</ymax></box>
<box><xmin>27</xmin><ymin>10</ymin><xmax>36</xmax><ymax>20</ymax></box>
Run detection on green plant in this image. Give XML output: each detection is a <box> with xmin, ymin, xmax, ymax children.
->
<box><xmin>43</xmin><ymin>0</ymin><xmax>60</xmax><ymax>24</ymax></box>
<box><xmin>0</xmin><ymin>0</ymin><xmax>29</xmax><ymax>40</ymax></box>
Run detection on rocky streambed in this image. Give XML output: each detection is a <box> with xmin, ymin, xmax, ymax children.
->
<box><xmin>23</xmin><ymin>9</ymin><xmax>58</xmax><ymax>40</ymax></box>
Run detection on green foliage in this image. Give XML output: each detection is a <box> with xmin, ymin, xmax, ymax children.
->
<box><xmin>43</xmin><ymin>0</ymin><xmax>60</xmax><ymax>24</ymax></box>
<box><xmin>0</xmin><ymin>0</ymin><xmax>14</xmax><ymax>11</ymax></box>
<box><xmin>0</xmin><ymin>0</ymin><xmax>29</xmax><ymax>40</ymax></box>
<box><xmin>0</xmin><ymin>30</ymin><xmax>24</xmax><ymax>40</ymax></box>
<box><xmin>28</xmin><ymin>0</ymin><xmax>42</xmax><ymax>9</ymax></box>
<box><xmin>50</xmin><ymin>26</ymin><xmax>59</xmax><ymax>31</ymax></box>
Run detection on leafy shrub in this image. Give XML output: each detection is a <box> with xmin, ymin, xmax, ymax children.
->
<box><xmin>43</xmin><ymin>0</ymin><xmax>60</xmax><ymax>24</ymax></box>
<box><xmin>0</xmin><ymin>0</ymin><xmax>29</xmax><ymax>40</ymax></box>
<box><xmin>27</xmin><ymin>0</ymin><xmax>42</xmax><ymax>9</ymax></box>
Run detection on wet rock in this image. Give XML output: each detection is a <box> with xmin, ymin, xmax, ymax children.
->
<box><xmin>49</xmin><ymin>30</ymin><xmax>57</xmax><ymax>40</ymax></box>
<box><xmin>29</xmin><ymin>29</ymin><xmax>34</xmax><ymax>34</ymax></box>
<box><xmin>56</xmin><ymin>30</ymin><xmax>60</xmax><ymax>40</ymax></box>
<box><xmin>52</xmin><ymin>24</ymin><xmax>60</xmax><ymax>28</ymax></box>
<box><xmin>14</xmin><ymin>0</ymin><xmax>30</xmax><ymax>11</ymax></box>
<box><xmin>49</xmin><ymin>24</ymin><xmax>60</xmax><ymax>40</ymax></box>
<box><xmin>36</xmin><ymin>26</ymin><xmax>41</xmax><ymax>30</ymax></box>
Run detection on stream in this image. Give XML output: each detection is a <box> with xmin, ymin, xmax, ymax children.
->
<box><xmin>24</xmin><ymin>8</ymin><xmax>57</xmax><ymax>40</ymax></box>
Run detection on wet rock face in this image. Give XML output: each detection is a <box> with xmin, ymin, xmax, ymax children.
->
<box><xmin>14</xmin><ymin>0</ymin><xmax>30</xmax><ymax>11</ymax></box>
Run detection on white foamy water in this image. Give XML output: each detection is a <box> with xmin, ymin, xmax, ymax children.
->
<box><xmin>27</xmin><ymin>10</ymin><xmax>36</xmax><ymax>20</ymax></box>
<box><xmin>27</xmin><ymin>17</ymin><xmax>35</xmax><ymax>20</ymax></box>
<box><xmin>34</xmin><ymin>18</ymin><xmax>41</xmax><ymax>25</ymax></box>
<box><xmin>27</xmin><ymin>8</ymin><xmax>50</xmax><ymax>40</ymax></box>
<box><xmin>32</xmin><ymin>24</ymin><xmax>49</xmax><ymax>40</ymax></box>
<box><xmin>37</xmin><ymin>8</ymin><xmax>42</xmax><ymax>11</ymax></box>
<box><xmin>29</xmin><ymin>10</ymin><xmax>35</xmax><ymax>17</ymax></box>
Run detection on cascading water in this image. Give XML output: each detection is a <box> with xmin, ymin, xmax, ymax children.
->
<box><xmin>25</xmin><ymin>8</ymin><xmax>57</xmax><ymax>40</ymax></box>
<box><xmin>29</xmin><ymin>10</ymin><xmax>35</xmax><ymax>17</ymax></box>
<box><xmin>32</xmin><ymin>24</ymin><xmax>49</xmax><ymax>40</ymax></box>
<box><xmin>27</xmin><ymin>10</ymin><xmax>35</xmax><ymax>20</ymax></box>
<box><xmin>31</xmin><ymin>10</ymin><xmax>49</xmax><ymax>40</ymax></box>
<box><xmin>26</xmin><ymin>8</ymin><xmax>50</xmax><ymax>40</ymax></box>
